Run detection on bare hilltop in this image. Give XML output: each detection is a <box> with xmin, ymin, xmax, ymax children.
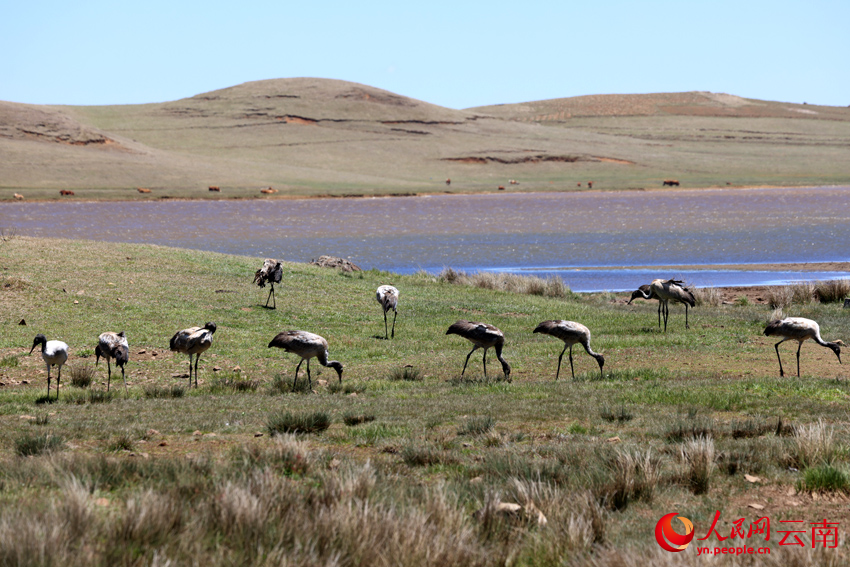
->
<box><xmin>2</xmin><ymin>78</ymin><xmax>849</xmax><ymax>199</ymax></box>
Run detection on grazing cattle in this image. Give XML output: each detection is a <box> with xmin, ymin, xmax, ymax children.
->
<box><xmin>260</xmin><ymin>188</ymin><xmax>276</xmax><ymax>194</ymax></box>
<box><xmin>59</xmin><ymin>190</ymin><xmax>75</xmax><ymax>196</ymax></box>
<box><xmin>13</xmin><ymin>193</ymin><xmax>24</xmax><ymax>200</ymax></box>
<box><xmin>498</xmin><ymin>185</ymin><xmax>505</xmax><ymax>190</ymax></box>
<box><xmin>587</xmin><ymin>181</ymin><xmax>593</xmax><ymax>189</ymax></box>
<box><xmin>577</xmin><ymin>183</ymin><xmax>582</xmax><ymax>187</ymax></box>
<box><xmin>509</xmin><ymin>179</ymin><xmax>519</xmax><ymax>185</ymax></box>
<box><xmin>136</xmin><ymin>187</ymin><xmax>151</xmax><ymax>193</ymax></box>
<box><xmin>208</xmin><ymin>186</ymin><xmax>220</xmax><ymax>192</ymax></box>
<box><xmin>445</xmin><ymin>178</ymin><xmax>451</xmax><ymax>186</ymax></box>
<box><xmin>663</xmin><ymin>180</ymin><xmax>680</xmax><ymax>187</ymax></box>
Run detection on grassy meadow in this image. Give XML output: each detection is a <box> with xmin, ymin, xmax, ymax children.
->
<box><xmin>1</xmin><ymin>235</ymin><xmax>850</xmax><ymax>565</ymax></box>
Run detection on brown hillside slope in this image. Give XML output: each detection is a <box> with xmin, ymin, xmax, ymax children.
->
<box><xmin>2</xmin><ymin>79</ymin><xmax>850</xmax><ymax>198</ymax></box>
<box><xmin>470</xmin><ymin>91</ymin><xmax>850</xmax><ymax>122</ymax></box>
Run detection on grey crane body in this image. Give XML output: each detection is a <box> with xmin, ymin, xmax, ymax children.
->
<box><xmin>632</xmin><ymin>279</ymin><xmax>695</xmax><ymax>331</ymax></box>
<box><xmin>533</xmin><ymin>320</ymin><xmax>604</xmax><ymax>380</ymax></box>
<box><xmin>445</xmin><ymin>320</ymin><xmax>511</xmax><ymax>379</ymax></box>
<box><xmin>764</xmin><ymin>316</ymin><xmax>843</xmax><ymax>377</ymax></box>
<box><xmin>29</xmin><ymin>334</ymin><xmax>68</xmax><ymax>400</ymax></box>
<box><xmin>376</xmin><ymin>285</ymin><xmax>399</xmax><ymax>339</ymax></box>
<box><xmin>169</xmin><ymin>322</ymin><xmax>216</xmax><ymax>387</ymax></box>
<box><xmin>95</xmin><ymin>331</ymin><xmax>129</xmax><ymax>393</ymax></box>
<box><xmin>268</xmin><ymin>330</ymin><xmax>343</xmax><ymax>391</ymax></box>
<box><xmin>253</xmin><ymin>258</ymin><xmax>283</xmax><ymax>309</ymax></box>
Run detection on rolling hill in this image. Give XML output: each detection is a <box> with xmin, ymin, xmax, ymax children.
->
<box><xmin>2</xmin><ymin>78</ymin><xmax>849</xmax><ymax>199</ymax></box>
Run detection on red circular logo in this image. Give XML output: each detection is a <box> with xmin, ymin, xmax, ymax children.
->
<box><xmin>655</xmin><ymin>512</ymin><xmax>695</xmax><ymax>552</ymax></box>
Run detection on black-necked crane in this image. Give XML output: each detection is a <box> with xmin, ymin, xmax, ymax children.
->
<box><xmin>533</xmin><ymin>320</ymin><xmax>604</xmax><ymax>380</ymax></box>
<box><xmin>268</xmin><ymin>330</ymin><xmax>343</xmax><ymax>391</ymax></box>
<box><xmin>169</xmin><ymin>322</ymin><xmax>217</xmax><ymax>387</ymax></box>
<box><xmin>29</xmin><ymin>334</ymin><xmax>68</xmax><ymax>400</ymax></box>
<box><xmin>631</xmin><ymin>278</ymin><xmax>695</xmax><ymax>331</ymax></box>
<box><xmin>376</xmin><ymin>284</ymin><xmax>399</xmax><ymax>339</ymax></box>
<box><xmin>95</xmin><ymin>331</ymin><xmax>129</xmax><ymax>393</ymax></box>
<box><xmin>627</xmin><ymin>284</ymin><xmax>662</xmax><ymax>327</ymax></box>
<box><xmin>763</xmin><ymin>316</ymin><xmax>843</xmax><ymax>377</ymax></box>
<box><xmin>253</xmin><ymin>258</ymin><xmax>283</xmax><ymax>309</ymax></box>
<box><xmin>445</xmin><ymin>320</ymin><xmax>511</xmax><ymax>379</ymax></box>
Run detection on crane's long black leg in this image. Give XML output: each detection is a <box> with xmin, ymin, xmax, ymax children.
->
<box><xmin>194</xmin><ymin>355</ymin><xmax>200</xmax><ymax>388</ymax></box>
<box><xmin>187</xmin><ymin>355</ymin><xmax>193</xmax><ymax>388</ymax></box>
<box><xmin>121</xmin><ymin>365</ymin><xmax>127</xmax><ymax>394</ymax></box>
<box><xmin>796</xmin><ymin>342</ymin><xmax>802</xmax><ymax>377</ymax></box>
<box><xmin>47</xmin><ymin>369</ymin><xmax>51</xmax><ymax>400</ymax></box>
<box><xmin>384</xmin><ymin>310</ymin><xmax>389</xmax><ymax>339</ymax></box>
<box><xmin>391</xmin><ymin>310</ymin><xmax>397</xmax><ymax>339</ymax></box>
<box><xmin>293</xmin><ymin>359</ymin><xmax>304</xmax><ymax>391</ymax></box>
<box><xmin>107</xmin><ymin>359</ymin><xmax>112</xmax><ymax>392</ymax></box>
<box><xmin>556</xmin><ymin>344</ymin><xmax>568</xmax><ymax>380</ymax></box>
<box><xmin>569</xmin><ymin>345</ymin><xmax>576</xmax><ymax>379</ymax></box>
<box><xmin>774</xmin><ymin>341</ymin><xmax>786</xmax><ymax>377</ymax></box>
<box><xmin>265</xmin><ymin>285</ymin><xmax>274</xmax><ymax>309</ymax></box>
<box><xmin>306</xmin><ymin>358</ymin><xmax>312</xmax><ymax>389</ymax></box>
<box><xmin>56</xmin><ymin>366</ymin><xmax>61</xmax><ymax>400</ymax></box>
<box><xmin>483</xmin><ymin>349</ymin><xmax>488</xmax><ymax>379</ymax></box>
<box><xmin>657</xmin><ymin>302</ymin><xmax>662</xmax><ymax>329</ymax></box>
<box><xmin>685</xmin><ymin>304</ymin><xmax>690</xmax><ymax>329</ymax></box>
<box><xmin>663</xmin><ymin>302</ymin><xmax>669</xmax><ymax>332</ymax></box>
<box><xmin>461</xmin><ymin>346</ymin><xmax>477</xmax><ymax>376</ymax></box>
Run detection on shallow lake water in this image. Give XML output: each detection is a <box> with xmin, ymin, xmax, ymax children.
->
<box><xmin>3</xmin><ymin>186</ymin><xmax>850</xmax><ymax>291</ymax></box>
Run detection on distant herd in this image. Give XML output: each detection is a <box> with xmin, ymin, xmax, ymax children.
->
<box><xmin>9</xmin><ymin>179</ymin><xmax>725</xmax><ymax>202</ymax></box>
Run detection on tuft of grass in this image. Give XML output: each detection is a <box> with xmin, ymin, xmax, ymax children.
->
<box><xmin>65</xmin><ymin>389</ymin><xmax>113</xmax><ymax>405</ymax></box>
<box><xmin>814</xmin><ymin>279</ymin><xmax>850</xmax><ymax>303</ymax></box>
<box><xmin>267</xmin><ymin>411</ymin><xmax>331</xmax><ymax>435</ymax></box>
<box><xmin>766</xmin><ymin>286</ymin><xmax>793</xmax><ymax>309</ymax></box>
<box><xmin>34</xmin><ymin>413</ymin><xmax>50</xmax><ymax>426</ymax></box>
<box><xmin>729</xmin><ymin>417</ymin><xmax>777</xmax><ymax>439</ymax></box>
<box><xmin>400</xmin><ymin>444</ymin><xmax>454</xmax><ymax>467</ymax></box>
<box><xmin>457</xmin><ymin>416</ymin><xmax>495</xmax><ymax>436</ymax></box>
<box><xmin>144</xmin><ymin>384</ymin><xmax>185</xmax><ymax>399</ymax></box>
<box><xmin>343</xmin><ymin>413</ymin><xmax>376</xmax><ymax>427</ymax></box>
<box><xmin>601</xmin><ymin>449</ymin><xmax>662</xmax><ymax>510</ymax></box>
<box><xmin>438</xmin><ymin>268</ymin><xmax>571</xmax><ymax>298</ymax></box>
<box><xmin>681</xmin><ymin>436</ymin><xmax>715</xmax><ymax>495</ymax></box>
<box><xmin>14</xmin><ymin>432</ymin><xmax>65</xmax><ymax>456</ymax></box>
<box><xmin>69</xmin><ymin>364</ymin><xmax>96</xmax><ymax>388</ymax></box>
<box><xmin>387</xmin><ymin>367</ymin><xmax>423</xmax><ymax>382</ymax></box>
<box><xmin>693</xmin><ymin>286</ymin><xmax>721</xmax><ymax>307</ymax></box>
<box><xmin>791</xmin><ymin>281</ymin><xmax>816</xmax><ymax>304</ymax></box>
<box><xmin>107</xmin><ymin>432</ymin><xmax>135</xmax><ymax>452</ymax></box>
<box><xmin>791</xmin><ymin>420</ymin><xmax>838</xmax><ymax>468</ymax></box>
<box><xmin>799</xmin><ymin>464</ymin><xmax>850</xmax><ymax>493</ymax></box>
<box><xmin>600</xmin><ymin>405</ymin><xmax>633</xmax><ymax>423</ymax></box>
<box><xmin>0</xmin><ymin>355</ymin><xmax>19</xmax><ymax>368</ymax></box>
<box><xmin>664</xmin><ymin>414</ymin><xmax>715</xmax><ymax>442</ymax></box>
<box><xmin>208</xmin><ymin>374</ymin><xmax>260</xmax><ymax>394</ymax></box>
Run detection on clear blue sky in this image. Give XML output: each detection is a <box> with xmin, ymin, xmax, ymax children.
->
<box><xmin>2</xmin><ymin>0</ymin><xmax>847</xmax><ymax>109</ymax></box>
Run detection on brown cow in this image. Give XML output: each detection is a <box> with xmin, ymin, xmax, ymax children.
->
<box><xmin>59</xmin><ymin>190</ymin><xmax>75</xmax><ymax>196</ymax></box>
<box><xmin>662</xmin><ymin>180</ymin><xmax>680</xmax><ymax>187</ymax></box>
<box><xmin>445</xmin><ymin>178</ymin><xmax>451</xmax><ymax>186</ymax></box>
<box><xmin>498</xmin><ymin>185</ymin><xmax>506</xmax><ymax>190</ymax></box>
<box><xmin>587</xmin><ymin>181</ymin><xmax>593</xmax><ymax>189</ymax></box>
<box><xmin>136</xmin><ymin>187</ymin><xmax>151</xmax><ymax>193</ymax></box>
<box><xmin>208</xmin><ymin>186</ymin><xmax>221</xmax><ymax>192</ymax></box>
<box><xmin>577</xmin><ymin>183</ymin><xmax>582</xmax><ymax>188</ymax></box>
<box><xmin>260</xmin><ymin>188</ymin><xmax>277</xmax><ymax>194</ymax></box>
<box><xmin>13</xmin><ymin>193</ymin><xmax>24</xmax><ymax>200</ymax></box>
